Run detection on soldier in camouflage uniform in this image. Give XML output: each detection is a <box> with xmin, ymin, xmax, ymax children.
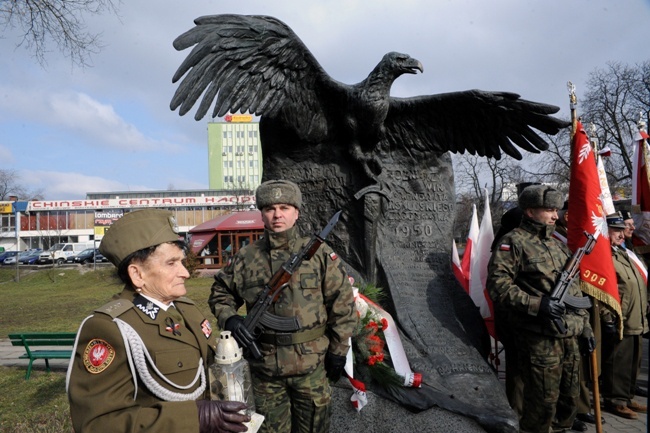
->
<box><xmin>487</xmin><ymin>185</ymin><xmax>594</xmax><ymax>433</ymax></box>
<box><xmin>209</xmin><ymin>180</ymin><xmax>357</xmax><ymax>433</ymax></box>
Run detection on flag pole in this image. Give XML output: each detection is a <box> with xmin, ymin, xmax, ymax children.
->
<box><xmin>567</xmin><ymin>81</ymin><xmax>578</xmax><ymax>139</ymax></box>
<box><xmin>591</xmin><ymin>346</ymin><xmax>603</xmax><ymax>433</ymax></box>
<box><xmin>568</xmin><ymin>81</ymin><xmax>603</xmax><ymax>433</ymax></box>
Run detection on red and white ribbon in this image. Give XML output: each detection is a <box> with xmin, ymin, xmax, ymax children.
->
<box><xmin>344</xmin><ymin>285</ymin><xmax>422</xmax><ymax>411</ymax></box>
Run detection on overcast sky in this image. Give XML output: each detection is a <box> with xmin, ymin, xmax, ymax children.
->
<box><xmin>1</xmin><ymin>0</ymin><xmax>649</xmax><ymax>200</ymax></box>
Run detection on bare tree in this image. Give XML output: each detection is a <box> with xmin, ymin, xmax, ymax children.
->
<box><xmin>517</xmin><ymin>62</ymin><xmax>650</xmax><ymax>201</ymax></box>
<box><xmin>582</xmin><ymin>62</ymin><xmax>650</xmax><ymax>194</ymax></box>
<box><xmin>0</xmin><ymin>168</ymin><xmax>44</xmax><ymax>200</ymax></box>
<box><xmin>1</xmin><ymin>0</ymin><xmax>121</xmax><ymax>67</ymax></box>
<box><xmin>452</xmin><ymin>153</ymin><xmax>524</xmax><ymax>240</ymax></box>
<box><xmin>522</xmin><ymin>127</ymin><xmax>572</xmax><ymax>196</ymax></box>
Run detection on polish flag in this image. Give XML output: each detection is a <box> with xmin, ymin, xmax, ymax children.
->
<box><xmin>452</xmin><ymin>240</ymin><xmax>465</xmax><ymax>289</ymax></box>
<box><xmin>468</xmin><ymin>189</ymin><xmax>495</xmax><ymax>338</ymax></box>
<box><xmin>631</xmin><ymin>126</ymin><xmax>650</xmax><ymax>246</ymax></box>
<box><xmin>458</xmin><ymin>205</ymin><xmax>479</xmax><ymax>293</ymax></box>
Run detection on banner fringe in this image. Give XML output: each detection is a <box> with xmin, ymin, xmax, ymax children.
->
<box><xmin>580</xmin><ymin>280</ymin><xmax>623</xmax><ymax>339</ymax></box>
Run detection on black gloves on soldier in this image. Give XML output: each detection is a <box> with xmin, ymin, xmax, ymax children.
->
<box><xmin>196</xmin><ymin>400</ymin><xmax>249</xmax><ymax>433</ymax></box>
<box><xmin>225</xmin><ymin>315</ymin><xmax>256</xmax><ymax>350</ymax></box>
<box><xmin>325</xmin><ymin>352</ymin><xmax>347</xmax><ymax>382</ymax></box>
<box><xmin>579</xmin><ymin>327</ymin><xmax>597</xmax><ymax>356</ymax></box>
<box><xmin>539</xmin><ymin>296</ymin><xmax>566</xmax><ymax>321</ymax></box>
<box><xmin>602</xmin><ymin>318</ymin><xmax>618</xmax><ymax>335</ymax></box>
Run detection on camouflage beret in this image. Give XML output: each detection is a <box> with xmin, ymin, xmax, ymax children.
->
<box><xmin>255</xmin><ymin>180</ymin><xmax>302</xmax><ymax>210</ymax></box>
<box><xmin>518</xmin><ymin>185</ymin><xmax>563</xmax><ymax>210</ymax></box>
<box><xmin>99</xmin><ymin>209</ymin><xmax>181</xmax><ymax>267</ymax></box>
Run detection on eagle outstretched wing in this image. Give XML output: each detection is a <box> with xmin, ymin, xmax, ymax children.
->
<box><xmin>171</xmin><ymin>14</ymin><xmax>568</xmax><ymax>162</ymax></box>
<box><xmin>170</xmin><ymin>14</ymin><xmax>345</xmax><ymax>142</ymax></box>
<box><xmin>384</xmin><ymin>90</ymin><xmax>568</xmax><ymax>160</ymax></box>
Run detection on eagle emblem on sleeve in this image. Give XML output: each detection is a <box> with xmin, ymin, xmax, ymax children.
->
<box><xmin>83</xmin><ymin>339</ymin><xmax>116</xmax><ymax>374</ymax></box>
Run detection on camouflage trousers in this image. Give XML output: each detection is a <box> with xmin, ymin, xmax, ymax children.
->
<box><xmin>515</xmin><ymin>332</ymin><xmax>580</xmax><ymax>433</ymax></box>
<box><xmin>252</xmin><ymin>363</ymin><xmax>332</xmax><ymax>433</ymax></box>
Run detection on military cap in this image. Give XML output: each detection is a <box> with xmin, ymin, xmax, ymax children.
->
<box><xmin>99</xmin><ymin>209</ymin><xmax>180</xmax><ymax>267</ymax></box>
<box><xmin>518</xmin><ymin>185</ymin><xmax>563</xmax><ymax>210</ymax></box>
<box><xmin>620</xmin><ymin>209</ymin><xmax>632</xmax><ymax>221</ymax></box>
<box><xmin>255</xmin><ymin>179</ymin><xmax>302</xmax><ymax>210</ymax></box>
<box><xmin>606</xmin><ymin>212</ymin><xmax>626</xmax><ymax>229</ymax></box>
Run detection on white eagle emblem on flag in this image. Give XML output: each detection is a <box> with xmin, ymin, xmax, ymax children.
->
<box><xmin>591</xmin><ymin>210</ymin><xmax>607</xmax><ymax>238</ymax></box>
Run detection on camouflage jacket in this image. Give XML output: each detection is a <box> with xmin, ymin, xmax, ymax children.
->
<box><xmin>612</xmin><ymin>246</ymin><xmax>649</xmax><ymax>336</ymax></box>
<box><xmin>209</xmin><ymin>226</ymin><xmax>357</xmax><ymax>377</ymax></box>
<box><xmin>487</xmin><ymin>217</ymin><xmax>590</xmax><ymax>338</ymax></box>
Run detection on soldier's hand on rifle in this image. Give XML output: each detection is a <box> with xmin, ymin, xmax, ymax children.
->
<box><xmin>539</xmin><ymin>296</ymin><xmax>565</xmax><ymax>321</ymax></box>
<box><xmin>579</xmin><ymin>327</ymin><xmax>597</xmax><ymax>356</ymax></box>
<box><xmin>225</xmin><ymin>315</ymin><xmax>256</xmax><ymax>349</ymax></box>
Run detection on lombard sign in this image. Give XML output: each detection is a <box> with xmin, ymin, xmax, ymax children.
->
<box><xmin>94</xmin><ymin>209</ymin><xmax>124</xmax><ymax>237</ymax></box>
<box><xmin>0</xmin><ymin>202</ymin><xmax>13</xmax><ymax>214</ymax></box>
<box><xmin>95</xmin><ymin>209</ymin><xmax>124</xmax><ymax>226</ymax></box>
<box><xmin>27</xmin><ymin>195</ymin><xmax>256</xmax><ymax>211</ymax></box>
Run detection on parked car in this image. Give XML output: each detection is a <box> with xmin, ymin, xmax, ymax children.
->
<box><xmin>38</xmin><ymin>242</ymin><xmax>96</xmax><ymax>265</ymax></box>
<box><xmin>0</xmin><ymin>251</ymin><xmax>18</xmax><ymax>265</ymax></box>
<box><xmin>4</xmin><ymin>250</ymin><xmax>36</xmax><ymax>266</ymax></box>
<box><xmin>67</xmin><ymin>248</ymin><xmax>106</xmax><ymax>265</ymax></box>
<box><xmin>18</xmin><ymin>249</ymin><xmax>43</xmax><ymax>265</ymax></box>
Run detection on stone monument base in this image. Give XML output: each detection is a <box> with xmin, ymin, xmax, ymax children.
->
<box><xmin>330</xmin><ymin>382</ymin><xmax>487</xmax><ymax>433</ymax></box>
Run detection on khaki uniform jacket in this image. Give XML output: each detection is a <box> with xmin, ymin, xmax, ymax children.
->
<box><xmin>67</xmin><ymin>288</ymin><xmax>217</xmax><ymax>433</ymax></box>
<box><xmin>209</xmin><ymin>226</ymin><xmax>357</xmax><ymax>377</ymax></box>
<box><xmin>612</xmin><ymin>246</ymin><xmax>649</xmax><ymax>336</ymax></box>
<box><xmin>487</xmin><ymin>217</ymin><xmax>590</xmax><ymax>338</ymax></box>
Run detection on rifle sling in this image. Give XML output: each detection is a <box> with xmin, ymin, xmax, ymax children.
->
<box><xmin>258</xmin><ymin>325</ymin><xmax>326</xmax><ymax>346</ymax></box>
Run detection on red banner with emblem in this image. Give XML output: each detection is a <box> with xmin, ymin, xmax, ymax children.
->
<box><xmin>567</xmin><ymin>121</ymin><xmax>621</xmax><ymax>317</ymax></box>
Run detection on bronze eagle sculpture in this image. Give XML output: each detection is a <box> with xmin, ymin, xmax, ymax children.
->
<box><xmin>170</xmin><ymin>15</ymin><xmax>566</xmax><ymax>177</ymax></box>
<box><xmin>170</xmin><ymin>14</ymin><xmax>569</xmax><ymax>433</ymax></box>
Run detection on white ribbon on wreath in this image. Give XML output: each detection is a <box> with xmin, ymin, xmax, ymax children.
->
<box><xmin>344</xmin><ymin>284</ymin><xmax>421</xmax><ymax>412</ymax></box>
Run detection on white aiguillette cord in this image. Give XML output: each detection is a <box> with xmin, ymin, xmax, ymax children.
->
<box><xmin>114</xmin><ymin>318</ymin><xmax>206</xmax><ymax>401</ymax></box>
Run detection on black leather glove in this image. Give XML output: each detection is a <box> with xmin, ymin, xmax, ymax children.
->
<box><xmin>324</xmin><ymin>352</ymin><xmax>347</xmax><ymax>382</ymax></box>
<box><xmin>224</xmin><ymin>315</ymin><xmax>256</xmax><ymax>350</ymax></box>
<box><xmin>196</xmin><ymin>400</ymin><xmax>249</xmax><ymax>433</ymax></box>
<box><xmin>602</xmin><ymin>319</ymin><xmax>617</xmax><ymax>335</ymax></box>
<box><xmin>538</xmin><ymin>296</ymin><xmax>565</xmax><ymax>321</ymax></box>
<box><xmin>579</xmin><ymin>328</ymin><xmax>597</xmax><ymax>356</ymax></box>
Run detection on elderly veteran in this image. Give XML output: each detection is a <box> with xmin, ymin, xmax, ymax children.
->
<box><xmin>601</xmin><ymin>212</ymin><xmax>648</xmax><ymax>419</ymax></box>
<box><xmin>209</xmin><ymin>179</ymin><xmax>357</xmax><ymax>433</ymax></box>
<box><xmin>66</xmin><ymin>209</ymin><xmax>249</xmax><ymax>433</ymax></box>
<box><xmin>487</xmin><ymin>184</ymin><xmax>593</xmax><ymax>433</ymax></box>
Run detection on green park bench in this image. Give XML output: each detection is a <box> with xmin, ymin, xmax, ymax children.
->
<box><xmin>8</xmin><ymin>332</ymin><xmax>76</xmax><ymax>379</ymax></box>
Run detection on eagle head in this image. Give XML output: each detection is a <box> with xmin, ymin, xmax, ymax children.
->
<box><xmin>383</xmin><ymin>51</ymin><xmax>424</xmax><ymax>76</ymax></box>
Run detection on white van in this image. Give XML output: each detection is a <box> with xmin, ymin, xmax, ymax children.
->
<box><xmin>38</xmin><ymin>242</ymin><xmax>96</xmax><ymax>265</ymax></box>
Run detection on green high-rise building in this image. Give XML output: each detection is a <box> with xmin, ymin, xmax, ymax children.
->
<box><xmin>207</xmin><ymin>115</ymin><xmax>263</xmax><ymax>191</ymax></box>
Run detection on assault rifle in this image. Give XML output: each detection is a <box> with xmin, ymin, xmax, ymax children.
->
<box><xmin>243</xmin><ymin>210</ymin><xmax>343</xmax><ymax>359</ymax></box>
<box><xmin>550</xmin><ymin>231</ymin><xmax>595</xmax><ymax>334</ymax></box>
